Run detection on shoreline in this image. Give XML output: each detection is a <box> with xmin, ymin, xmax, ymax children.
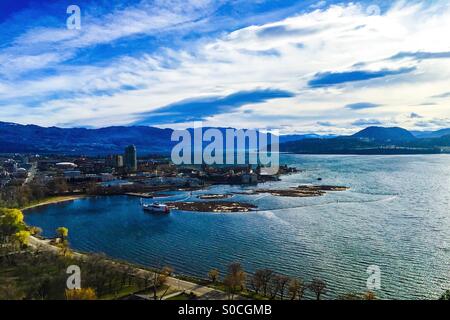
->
<box><xmin>21</xmin><ymin>195</ymin><xmax>86</xmax><ymax>211</ymax></box>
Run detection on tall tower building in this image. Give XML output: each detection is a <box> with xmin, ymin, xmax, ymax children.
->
<box><xmin>124</xmin><ymin>145</ymin><xmax>137</xmax><ymax>172</ymax></box>
<box><xmin>114</xmin><ymin>155</ymin><xmax>124</xmax><ymax>168</ymax></box>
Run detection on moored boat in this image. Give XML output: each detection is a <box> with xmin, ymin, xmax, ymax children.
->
<box><xmin>141</xmin><ymin>199</ymin><xmax>170</xmax><ymax>214</ymax></box>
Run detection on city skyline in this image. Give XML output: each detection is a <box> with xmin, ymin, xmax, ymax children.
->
<box><xmin>1</xmin><ymin>0</ymin><xmax>450</xmax><ymax>135</ymax></box>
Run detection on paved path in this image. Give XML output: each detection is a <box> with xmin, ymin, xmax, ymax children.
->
<box><xmin>165</xmin><ymin>277</ymin><xmax>231</xmax><ymax>300</ymax></box>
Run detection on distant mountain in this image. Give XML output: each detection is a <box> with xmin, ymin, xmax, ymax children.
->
<box><xmin>279</xmin><ymin>134</ymin><xmax>336</xmax><ymax>143</ymax></box>
<box><xmin>0</xmin><ymin>122</ymin><xmax>174</xmax><ymax>155</ymax></box>
<box><xmin>3</xmin><ymin>122</ymin><xmax>450</xmax><ymax>156</ymax></box>
<box><xmin>352</xmin><ymin>126</ymin><xmax>416</xmax><ymax>142</ymax></box>
<box><xmin>280</xmin><ymin>127</ymin><xmax>447</xmax><ymax>155</ymax></box>
<box><xmin>0</xmin><ymin>122</ymin><xmax>334</xmax><ymax>155</ymax></box>
<box><xmin>412</xmin><ymin>128</ymin><xmax>450</xmax><ymax>139</ymax></box>
<box><xmin>185</xmin><ymin>128</ymin><xmax>331</xmax><ymax>144</ymax></box>
<box><xmin>0</xmin><ymin>122</ymin><xmax>326</xmax><ymax>155</ymax></box>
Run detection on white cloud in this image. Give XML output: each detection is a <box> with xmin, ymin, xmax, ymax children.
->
<box><xmin>2</xmin><ymin>1</ymin><xmax>450</xmax><ymax>134</ymax></box>
<box><xmin>15</xmin><ymin>0</ymin><xmax>216</xmax><ymax>48</ymax></box>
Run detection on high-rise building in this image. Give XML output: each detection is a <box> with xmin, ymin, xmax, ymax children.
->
<box><xmin>124</xmin><ymin>145</ymin><xmax>137</xmax><ymax>172</ymax></box>
<box><xmin>106</xmin><ymin>155</ymin><xmax>124</xmax><ymax>168</ymax></box>
<box><xmin>115</xmin><ymin>155</ymin><xmax>124</xmax><ymax>168</ymax></box>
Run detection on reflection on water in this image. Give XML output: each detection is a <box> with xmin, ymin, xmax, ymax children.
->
<box><xmin>25</xmin><ymin>154</ymin><xmax>450</xmax><ymax>299</ymax></box>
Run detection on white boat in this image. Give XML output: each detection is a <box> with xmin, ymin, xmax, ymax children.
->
<box><xmin>141</xmin><ymin>200</ymin><xmax>170</xmax><ymax>214</ymax></box>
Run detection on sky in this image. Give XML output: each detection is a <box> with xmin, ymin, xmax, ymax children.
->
<box><xmin>0</xmin><ymin>0</ymin><xmax>450</xmax><ymax>134</ymax></box>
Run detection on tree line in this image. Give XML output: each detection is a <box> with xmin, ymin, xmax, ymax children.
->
<box><xmin>209</xmin><ymin>262</ymin><xmax>378</xmax><ymax>300</ymax></box>
<box><xmin>0</xmin><ymin>178</ymin><xmax>70</xmax><ymax>208</ymax></box>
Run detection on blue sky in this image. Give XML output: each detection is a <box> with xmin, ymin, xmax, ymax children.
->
<box><xmin>0</xmin><ymin>0</ymin><xmax>450</xmax><ymax>134</ymax></box>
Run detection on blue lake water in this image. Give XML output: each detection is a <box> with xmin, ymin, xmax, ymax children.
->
<box><xmin>25</xmin><ymin>154</ymin><xmax>450</xmax><ymax>299</ymax></box>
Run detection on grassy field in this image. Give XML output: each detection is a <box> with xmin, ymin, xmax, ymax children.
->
<box><xmin>99</xmin><ymin>284</ymin><xmax>140</xmax><ymax>300</ymax></box>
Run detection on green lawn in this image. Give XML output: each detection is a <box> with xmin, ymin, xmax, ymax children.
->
<box><xmin>100</xmin><ymin>284</ymin><xmax>140</xmax><ymax>300</ymax></box>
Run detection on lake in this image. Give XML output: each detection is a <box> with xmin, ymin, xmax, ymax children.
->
<box><xmin>25</xmin><ymin>154</ymin><xmax>450</xmax><ymax>299</ymax></box>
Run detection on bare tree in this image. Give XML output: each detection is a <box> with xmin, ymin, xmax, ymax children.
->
<box><xmin>158</xmin><ymin>266</ymin><xmax>173</xmax><ymax>300</ymax></box>
<box><xmin>150</xmin><ymin>266</ymin><xmax>172</xmax><ymax>300</ymax></box>
<box><xmin>208</xmin><ymin>269</ymin><xmax>220</xmax><ymax>283</ymax></box>
<box><xmin>224</xmin><ymin>262</ymin><xmax>246</xmax><ymax>300</ymax></box>
<box><xmin>267</xmin><ymin>274</ymin><xmax>289</xmax><ymax>300</ymax></box>
<box><xmin>308</xmin><ymin>278</ymin><xmax>327</xmax><ymax>300</ymax></box>
<box><xmin>288</xmin><ymin>278</ymin><xmax>305</xmax><ymax>300</ymax></box>
<box><xmin>277</xmin><ymin>275</ymin><xmax>290</xmax><ymax>300</ymax></box>
<box><xmin>252</xmin><ymin>269</ymin><xmax>273</xmax><ymax>297</ymax></box>
<box><xmin>250</xmin><ymin>271</ymin><xmax>263</xmax><ymax>295</ymax></box>
<box><xmin>268</xmin><ymin>275</ymin><xmax>280</xmax><ymax>300</ymax></box>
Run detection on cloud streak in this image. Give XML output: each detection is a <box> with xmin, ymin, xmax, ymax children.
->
<box><xmin>134</xmin><ymin>89</ymin><xmax>295</xmax><ymax>125</ymax></box>
<box><xmin>308</xmin><ymin>68</ymin><xmax>416</xmax><ymax>88</ymax></box>
<box><xmin>351</xmin><ymin>119</ymin><xmax>383</xmax><ymax>126</ymax></box>
<box><xmin>346</xmin><ymin>102</ymin><xmax>382</xmax><ymax>110</ymax></box>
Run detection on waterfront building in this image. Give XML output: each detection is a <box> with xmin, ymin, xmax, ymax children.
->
<box><xmin>124</xmin><ymin>145</ymin><xmax>137</xmax><ymax>172</ymax></box>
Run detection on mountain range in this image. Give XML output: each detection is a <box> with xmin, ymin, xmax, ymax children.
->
<box><xmin>0</xmin><ymin>122</ymin><xmax>174</xmax><ymax>155</ymax></box>
<box><xmin>280</xmin><ymin>126</ymin><xmax>450</xmax><ymax>154</ymax></box>
<box><xmin>0</xmin><ymin>121</ymin><xmax>333</xmax><ymax>155</ymax></box>
<box><xmin>2</xmin><ymin>121</ymin><xmax>450</xmax><ymax>155</ymax></box>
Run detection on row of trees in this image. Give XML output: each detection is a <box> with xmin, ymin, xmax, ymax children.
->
<box><xmin>209</xmin><ymin>263</ymin><xmax>327</xmax><ymax>300</ymax></box>
<box><xmin>1</xmin><ymin>184</ymin><xmax>47</xmax><ymax>209</ymax></box>
<box><xmin>210</xmin><ymin>263</ymin><xmax>378</xmax><ymax>300</ymax></box>
<box><xmin>0</xmin><ymin>179</ymin><xmax>70</xmax><ymax>209</ymax></box>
